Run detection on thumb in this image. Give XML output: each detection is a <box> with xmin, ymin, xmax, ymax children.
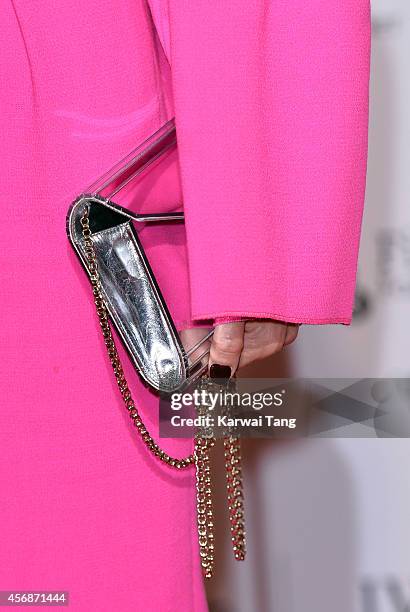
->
<box><xmin>208</xmin><ymin>322</ymin><xmax>245</xmax><ymax>378</ymax></box>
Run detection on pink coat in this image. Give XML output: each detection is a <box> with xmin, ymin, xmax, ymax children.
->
<box><xmin>0</xmin><ymin>1</ymin><xmax>370</xmax><ymax>611</ymax></box>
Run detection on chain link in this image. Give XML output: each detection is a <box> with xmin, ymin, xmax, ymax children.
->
<box><xmin>80</xmin><ymin>205</ymin><xmax>245</xmax><ymax>578</ymax></box>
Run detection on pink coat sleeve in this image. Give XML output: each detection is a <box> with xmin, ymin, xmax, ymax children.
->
<box><xmin>149</xmin><ymin>1</ymin><xmax>371</xmax><ymax>325</ymax></box>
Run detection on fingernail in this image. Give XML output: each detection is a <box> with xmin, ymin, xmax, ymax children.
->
<box><xmin>209</xmin><ymin>363</ymin><xmax>231</xmax><ymax>381</ymax></box>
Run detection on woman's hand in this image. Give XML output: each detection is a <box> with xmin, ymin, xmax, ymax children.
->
<box><xmin>208</xmin><ymin>320</ymin><xmax>299</xmax><ymax>378</ymax></box>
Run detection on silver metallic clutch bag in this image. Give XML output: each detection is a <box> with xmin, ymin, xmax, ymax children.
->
<box><xmin>66</xmin><ymin>119</ymin><xmax>212</xmax><ymax>394</ymax></box>
<box><xmin>66</xmin><ymin>118</ymin><xmax>246</xmax><ymax>577</ymax></box>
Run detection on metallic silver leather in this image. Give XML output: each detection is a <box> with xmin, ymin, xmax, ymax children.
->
<box><xmin>67</xmin><ymin>196</ymin><xmax>190</xmax><ymax>393</ymax></box>
<box><xmin>90</xmin><ymin>223</ymin><xmax>186</xmax><ymax>392</ymax></box>
<box><xmin>66</xmin><ymin>119</ymin><xmax>212</xmax><ymax>394</ymax></box>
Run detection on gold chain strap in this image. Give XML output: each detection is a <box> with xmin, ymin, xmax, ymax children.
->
<box><xmin>80</xmin><ymin>206</ymin><xmax>245</xmax><ymax>578</ymax></box>
<box><xmin>194</xmin><ymin>436</ymin><xmax>215</xmax><ymax>579</ymax></box>
<box><xmin>224</xmin><ymin>436</ymin><xmax>246</xmax><ymax>560</ymax></box>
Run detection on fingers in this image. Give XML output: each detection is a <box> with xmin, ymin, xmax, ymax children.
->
<box><xmin>208</xmin><ymin>320</ymin><xmax>301</xmax><ymax>376</ymax></box>
<box><xmin>209</xmin><ymin>322</ymin><xmax>245</xmax><ymax>377</ymax></box>
<box><xmin>237</xmin><ymin>320</ymin><xmax>288</xmax><ymax>370</ymax></box>
<box><xmin>284</xmin><ymin>323</ymin><xmax>300</xmax><ymax>346</ymax></box>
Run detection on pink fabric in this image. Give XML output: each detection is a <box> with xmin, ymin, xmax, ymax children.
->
<box><xmin>150</xmin><ymin>0</ymin><xmax>371</xmax><ymax>325</ymax></box>
<box><xmin>0</xmin><ymin>1</ymin><xmax>370</xmax><ymax>611</ymax></box>
<box><xmin>0</xmin><ymin>3</ymin><xmax>205</xmax><ymax>611</ymax></box>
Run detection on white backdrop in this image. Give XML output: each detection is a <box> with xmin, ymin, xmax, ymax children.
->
<box><xmin>207</xmin><ymin>2</ymin><xmax>410</xmax><ymax>611</ymax></box>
